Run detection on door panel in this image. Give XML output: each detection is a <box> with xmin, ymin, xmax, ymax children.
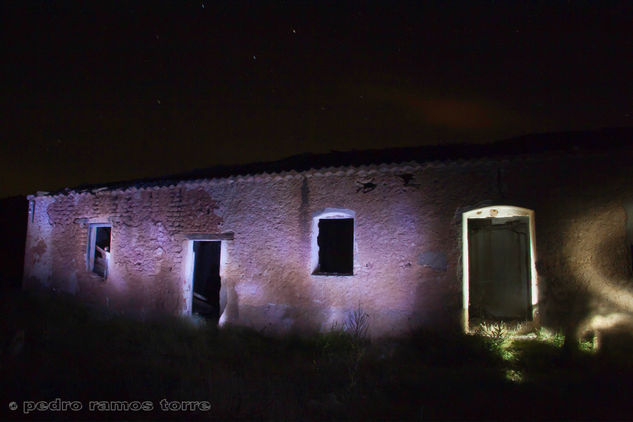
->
<box><xmin>468</xmin><ymin>217</ymin><xmax>531</xmax><ymax>320</ymax></box>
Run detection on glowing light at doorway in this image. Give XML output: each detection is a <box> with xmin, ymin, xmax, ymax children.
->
<box><xmin>461</xmin><ymin>206</ymin><xmax>538</xmax><ymax>331</ymax></box>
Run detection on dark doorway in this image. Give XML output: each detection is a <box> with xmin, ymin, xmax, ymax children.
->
<box><xmin>192</xmin><ymin>241</ymin><xmax>221</xmax><ymax>323</ymax></box>
<box><xmin>468</xmin><ymin>217</ymin><xmax>531</xmax><ymax>321</ymax></box>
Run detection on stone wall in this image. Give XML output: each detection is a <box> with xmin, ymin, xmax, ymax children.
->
<box><xmin>23</xmin><ymin>148</ymin><xmax>633</xmax><ymax>338</ymax></box>
<box><xmin>24</xmin><ymin>188</ymin><xmax>222</xmax><ymax>317</ymax></box>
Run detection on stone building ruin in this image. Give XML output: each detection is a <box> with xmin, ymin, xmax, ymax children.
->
<box><xmin>22</xmin><ymin>128</ymin><xmax>633</xmax><ymax>339</ymax></box>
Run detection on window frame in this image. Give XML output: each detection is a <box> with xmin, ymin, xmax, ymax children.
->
<box><xmin>87</xmin><ymin>223</ymin><xmax>111</xmax><ymax>278</ymax></box>
<box><xmin>311</xmin><ymin>209</ymin><xmax>355</xmax><ymax>276</ymax></box>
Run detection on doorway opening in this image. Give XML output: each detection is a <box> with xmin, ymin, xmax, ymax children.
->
<box><xmin>462</xmin><ymin>206</ymin><xmax>537</xmax><ymax>330</ymax></box>
<box><xmin>192</xmin><ymin>241</ymin><xmax>222</xmax><ymax>323</ymax></box>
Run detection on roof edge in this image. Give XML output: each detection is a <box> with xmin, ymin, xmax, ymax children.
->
<box><xmin>31</xmin><ymin>127</ymin><xmax>633</xmax><ymax>198</ymax></box>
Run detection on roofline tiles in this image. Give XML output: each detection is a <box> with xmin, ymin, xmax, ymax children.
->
<box><xmin>27</xmin><ymin>127</ymin><xmax>633</xmax><ymax>199</ymax></box>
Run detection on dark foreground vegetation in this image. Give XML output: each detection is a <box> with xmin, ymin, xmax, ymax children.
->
<box><xmin>1</xmin><ymin>287</ymin><xmax>633</xmax><ymax>420</ymax></box>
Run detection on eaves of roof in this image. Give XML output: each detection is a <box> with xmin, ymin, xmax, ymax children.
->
<box><xmin>29</xmin><ymin>127</ymin><xmax>633</xmax><ymax>199</ymax></box>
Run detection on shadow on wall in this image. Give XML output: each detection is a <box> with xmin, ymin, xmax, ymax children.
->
<box><xmin>233</xmin><ymin>268</ymin><xmax>327</xmax><ymax>335</ymax></box>
<box><xmin>412</xmin><ymin>246</ymin><xmax>463</xmax><ymax>333</ymax></box>
<box><xmin>227</xmin><ymin>177</ymin><xmax>328</xmax><ymax>335</ymax></box>
<box><xmin>412</xmin><ymin>271</ymin><xmax>462</xmax><ymax>332</ymax></box>
<box><xmin>222</xmin><ymin>216</ymin><xmax>327</xmax><ymax>334</ymax></box>
<box><xmin>0</xmin><ymin>196</ymin><xmax>27</xmax><ymax>289</ymax></box>
<box><xmin>554</xmin><ymin>202</ymin><xmax>633</xmax><ymax>348</ymax></box>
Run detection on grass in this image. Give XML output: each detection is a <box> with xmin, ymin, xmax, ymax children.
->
<box><xmin>1</xmin><ymin>289</ymin><xmax>633</xmax><ymax>420</ymax></box>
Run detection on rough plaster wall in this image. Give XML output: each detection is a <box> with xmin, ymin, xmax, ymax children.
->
<box><xmin>205</xmin><ymin>166</ymin><xmax>502</xmax><ymax>337</ymax></box>
<box><xmin>23</xmin><ymin>147</ymin><xmax>633</xmax><ymax>339</ymax></box>
<box><xmin>206</xmin><ymin>177</ymin><xmax>315</xmax><ymax>332</ymax></box>
<box><xmin>460</xmin><ymin>151</ymin><xmax>633</xmax><ymax>344</ymax></box>
<box><xmin>502</xmin><ymin>153</ymin><xmax>633</xmax><ymax>338</ymax></box>
<box><xmin>24</xmin><ymin>197</ymin><xmax>54</xmax><ymax>289</ymax></box>
<box><xmin>24</xmin><ymin>188</ymin><xmax>222</xmax><ymax>317</ymax></box>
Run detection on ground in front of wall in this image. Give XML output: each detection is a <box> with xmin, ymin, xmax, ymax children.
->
<box><xmin>0</xmin><ymin>286</ymin><xmax>632</xmax><ymax>421</ymax></box>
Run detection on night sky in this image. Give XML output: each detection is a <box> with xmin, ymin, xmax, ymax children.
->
<box><xmin>2</xmin><ymin>1</ymin><xmax>632</xmax><ymax>198</ymax></box>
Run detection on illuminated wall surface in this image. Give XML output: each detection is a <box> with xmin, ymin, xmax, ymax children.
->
<box><xmin>23</xmin><ymin>146</ymin><xmax>633</xmax><ymax>337</ymax></box>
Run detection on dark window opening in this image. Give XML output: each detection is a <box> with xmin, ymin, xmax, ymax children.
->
<box><xmin>91</xmin><ymin>226</ymin><xmax>111</xmax><ymax>278</ymax></box>
<box><xmin>192</xmin><ymin>241</ymin><xmax>222</xmax><ymax>323</ymax></box>
<box><xmin>317</xmin><ymin>218</ymin><xmax>353</xmax><ymax>275</ymax></box>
